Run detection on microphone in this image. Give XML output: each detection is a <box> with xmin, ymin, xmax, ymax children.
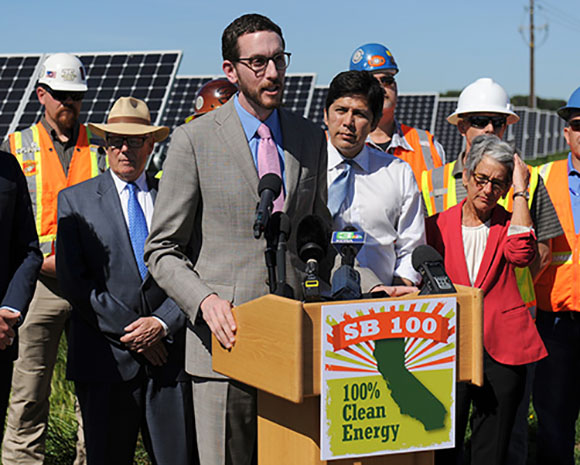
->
<box><xmin>331</xmin><ymin>227</ymin><xmax>365</xmax><ymax>301</ymax></box>
<box><xmin>412</xmin><ymin>245</ymin><xmax>457</xmax><ymax>295</ymax></box>
<box><xmin>272</xmin><ymin>212</ymin><xmax>294</xmax><ymax>298</ymax></box>
<box><xmin>296</xmin><ymin>215</ymin><xmax>329</xmax><ymax>301</ymax></box>
<box><xmin>253</xmin><ymin>173</ymin><xmax>282</xmax><ymax>239</ymax></box>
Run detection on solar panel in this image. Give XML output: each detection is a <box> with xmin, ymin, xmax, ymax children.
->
<box><xmin>11</xmin><ymin>51</ymin><xmax>182</xmax><ymax>135</ymax></box>
<box><xmin>524</xmin><ymin>109</ymin><xmax>538</xmax><ymax>160</ymax></box>
<box><xmin>0</xmin><ymin>54</ymin><xmax>43</xmax><ymax>141</ymax></box>
<box><xmin>395</xmin><ymin>93</ymin><xmax>438</xmax><ymax>133</ymax></box>
<box><xmin>511</xmin><ymin>108</ymin><xmax>528</xmax><ymax>155</ymax></box>
<box><xmin>282</xmin><ymin>73</ymin><xmax>316</xmax><ymax>117</ymax></box>
<box><xmin>160</xmin><ymin>75</ymin><xmax>215</xmax><ymax>130</ymax></box>
<box><xmin>433</xmin><ymin>98</ymin><xmax>463</xmax><ymax>162</ymax></box>
<box><xmin>307</xmin><ymin>86</ymin><xmax>328</xmax><ymax>129</ymax></box>
<box><xmin>536</xmin><ymin>111</ymin><xmax>547</xmax><ymax>158</ymax></box>
<box><xmin>557</xmin><ymin>116</ymin><xmax>567</xmax><ymax>152</ymax></box>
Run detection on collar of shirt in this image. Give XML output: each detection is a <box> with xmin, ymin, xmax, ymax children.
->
<box><xmin>233</xmin><ymin>94</ymin><xmax>285</xmax><ymax>182</ymax></box>
<box><xmin>110</xmin><ymin>169</ymin><xmax>149</xmax><ymax>196</ymax></box>
<box><xmin>451</xmin><ymin>150</ymin><xmax>466</xmax><ymax>178</ymax></box>
<box><xmin>328</xmin><ymin>141</ymin><xmax>372</xmax><ymax>173</ymax></box>
<box><xmin>40</xmin><ymin>115</ymin><xmax>79</xmax><ymax>149</ymax></box>
<box><xmin>365</xmin><ymin>119</ymin><xmax>414</xmax><ymax>154</ymax></box>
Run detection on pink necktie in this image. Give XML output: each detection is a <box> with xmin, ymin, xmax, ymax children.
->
<box><xmin>257</xmin><ymin>123</ymin><xmax>284</xmax><ymax>212</ymax></box>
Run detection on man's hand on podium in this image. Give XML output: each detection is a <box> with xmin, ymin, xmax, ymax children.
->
<box><xmin>201</xmin><ymin>294</ymin><xmax>236</xmax><ymax>349</ymax></box>
<box><xmin>370</xmin><ymin>285</ymin><xmax>419</xmax><ymax>297</ymax></box>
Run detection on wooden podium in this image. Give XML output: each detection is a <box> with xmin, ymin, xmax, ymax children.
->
<box><xmin>213</xmin><ymin>285</ymin><xmax>483</xmax><ymax>465</ymax></box>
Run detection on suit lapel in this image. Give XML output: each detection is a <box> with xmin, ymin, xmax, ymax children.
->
<box><xmin>97</xmin><ymin>170</ymin><xmax>142</xmax><ymax>282</ymax></box>
<box><xmin>214</xmin><ymin>99</ymin><xmax>259</xmax><ymax>199</ymax></box>
<box><xmin>447</xmin><ymin>202</ymin><xmax>471</xmax><ymax>285</ymax></box>
<box><xmin>279</xmin><ymin>109</ymin><xmax>302</xmax><ymax>212</ymax></box>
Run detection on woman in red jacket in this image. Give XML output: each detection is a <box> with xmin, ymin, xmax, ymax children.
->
<box><xmin>426</xmin><ymin>134</ymin><xmax>547</xmax><ymax>465</ymax></box>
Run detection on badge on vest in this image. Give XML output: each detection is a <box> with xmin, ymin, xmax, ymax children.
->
<box><xmin>22</xmin><ymin>160</ymin><xmax>37</xmax><ymax>176</ymax></box>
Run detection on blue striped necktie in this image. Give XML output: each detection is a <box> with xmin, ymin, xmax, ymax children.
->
<box><xmin>127</xmin><ymin>182</ymin><xmax>148</xmax><ymax>280</ymax></box>
<box><xmin>328</xmin><ymin>159</ymin><xmax>355</xmax><ymax>218</ymax></box>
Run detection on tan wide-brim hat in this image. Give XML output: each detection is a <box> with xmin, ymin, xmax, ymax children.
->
<box><xmin>88</xmin><ymin>96</ymin><xmax>169</xmax><ymax>142</ymax></box>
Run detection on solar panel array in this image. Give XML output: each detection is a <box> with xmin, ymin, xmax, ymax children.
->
<box><xmin>433</xmin><ymin>98</ymin><xmax>463</xmax><ymax>162</ymax></box>
<box><xmin>308</xmin><ymin>86</ymin><xmax>329</xmax><ymax>129</ymax></box>
<box><xmin>0</xmin><ymin>51</ymin><xmax>566</xmax><ymax>163</ymax></box>
<box><xmin>0</xmin><ymin>55</ymin><xmax>43</xmax><ymax>140</ymax></box>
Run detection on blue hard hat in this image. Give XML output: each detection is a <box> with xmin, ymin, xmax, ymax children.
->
<box><xmin>557</xmin><ymin>86</ymin><xmax>580</xmax><ymax>121</ymax></box>
<box><xmin>349</xmin><ymin>43</ymin><xmax>399</xmax><ymax>74</ymax></box>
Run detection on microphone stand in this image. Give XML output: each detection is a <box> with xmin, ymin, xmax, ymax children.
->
<box><xmin>264</xmin><ymin>215</ymin><xmax>278</xmax><ymax>294</ymax></box>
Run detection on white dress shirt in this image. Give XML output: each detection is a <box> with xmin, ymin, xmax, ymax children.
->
<box><xmin>109</xmin><ymin>169</ymin><xmax>167</xmax><ymax>335</ymax></box>
<box><xmin>327</xmin><ymin>141</ymin><xmax>425</xmax><ymax>285</ymax></box>
<box><xmin>110</xmin><ymin>170</ymin><xmax>154</xmax><ymax>230</ymax></box>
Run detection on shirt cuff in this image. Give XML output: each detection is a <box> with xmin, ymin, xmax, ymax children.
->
<box><xmin>152</xmin><ymin>316</ymin><xmax>169</xmax><ymax>339</ymax></box>
<box><xmin>507</xmin><ymin>225</ymin><xmax>535</xmax><ymax>236</ymax></box>
<box><xmin>1</xmin><ymin>306</ymin><xmax>23</xmax><ymax>325</ymax></box>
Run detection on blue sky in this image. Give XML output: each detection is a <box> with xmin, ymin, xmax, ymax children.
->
<box><xmin>2</xmin><ymin>0</ymin><xmax>578</xmax><ymax>100</ymax></box>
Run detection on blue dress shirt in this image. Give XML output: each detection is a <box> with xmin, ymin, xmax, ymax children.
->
<box><xmin>567</xmin><ymin>153</ymin><xmax>580</xmax><ymax>234</ymax></box>
<box><xmin>233</xmin><ymin>94</ymin><xmax>285</xmax><ymax>190</ymax></box>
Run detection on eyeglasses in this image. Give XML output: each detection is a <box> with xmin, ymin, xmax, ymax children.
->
<box><xmin>236</xmin><ymin>52</ymin><xmax>291</xmax><ymax>74</ymax></box>
<box><xmin>43</xmin><ymin>86</ymin><xmax>84</xmax><ymax>102</ymax></box>
<box><xmin>376</xmin><ymin>75</ymin><xmax>396</xmax><ymax>87</ymax></box>
<box><xmin>472</xmin><ymin>172</ymin><xmax>509</xmax><ymax>193</ymax></box>
<box><xmin>106</xmin><ymin>135</ymin><xmax>149</xmax><ymax>149</ymax></box>
<box><xmin>569</xmin><ymin>120</ymin><xmax>580</xmax><ymax>132</ymax></box>
<box><xmin>466</xmin><ymin>115</ymin><xmax>507</xmax><ymax>130</ymax></box>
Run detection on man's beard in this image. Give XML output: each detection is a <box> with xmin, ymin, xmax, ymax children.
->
<box><xmin>55</xmin><ymin>106</ymin><xmax>79</xmax><ymax>133</ymax></box>
<box><xmin>238</xmin><ymin>78</ymin><xmax>284</xmax><ymax>111</ymax></box>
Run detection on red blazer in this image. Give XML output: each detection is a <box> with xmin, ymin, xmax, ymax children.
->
<box><xmin>426</xmin><ymin>200</ymin><xmax>547</xmax><ymax>366</ymax></box>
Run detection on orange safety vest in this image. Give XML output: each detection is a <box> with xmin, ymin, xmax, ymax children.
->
<box><xmin>9</xmin><ymin>122</ymin><xmax>106</xmax><ymax>256</ymax></box>
<box><xmin>535</xmin><ymin>159</ymin><xmax>580</xmax><ymax>312</ymax></box>
<box><xmin>393</xmin><ymin>124</ymin><xmax>443</xmax><ymax>187</ymax></box>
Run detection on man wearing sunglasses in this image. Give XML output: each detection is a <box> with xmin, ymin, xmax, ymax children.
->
<box><xmin>423</xmin><ymin>78</ymin><xmax>562</xmax><ymax>465</ymax></box>
<box><xmin>349</xmin><ymin>43</ymin><xmax>445</xmax><ymax>185</ymax></box>
<box><xmin>56</xmin><ymin>97</ymin><xmax>192</xmax><ymax>465</ymax></box>
<box><xmin>144</xmin><ymin>13</ymin><xmax>331</xmax><ymax>465</ymax></box>
<box><xmin>532</xmin><ymin>87</ymin><xmax>580</xmax><ymax>465</ymax></box>
<box><xmin>1</xmin><ymin>53</ymin><xmax>106</xmax><ymax>465</ymax></box>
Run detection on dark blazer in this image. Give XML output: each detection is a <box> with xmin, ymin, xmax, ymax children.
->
<box><xmin>0</xmin><ymin>150</ymin><xmax>42</xmax><ymax>362</ymax></box>
<box><xmin>426</xmin><ymin>200</ymin><xmax>547</xmax><ymax>365</ymax></box>
<box><xmin>56</xmin><ymin>170</ymin><xmax>186</xmax><ymax>383</ymax></box>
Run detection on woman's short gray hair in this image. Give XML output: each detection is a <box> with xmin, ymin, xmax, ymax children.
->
<box><xmin>465</xmin><ymin>134</ymin><xmax>516</xmax><ymax>180</ymax></box>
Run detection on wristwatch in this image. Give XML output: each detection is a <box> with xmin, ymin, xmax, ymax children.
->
<box><xmin>513</xmin><ymin>190</ymin><xmax>530</xmax><ymax>200</ymax></box>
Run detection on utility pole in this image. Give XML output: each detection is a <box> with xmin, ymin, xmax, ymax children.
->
<box><xmin>529</xmin><ymin>0</ymin><xmax>535</xmax><ymax>108</ymax></box>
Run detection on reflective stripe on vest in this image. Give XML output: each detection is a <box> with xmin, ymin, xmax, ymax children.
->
<box><xmin>422</xmin><ymin>160</ymin><xmax>539</xmax><ymax>317</ymax></box>
<box><xmin>394</xmin><ymin>125</ymin><xmax>443</xmax><ymax>186</ymax></box>
<box><xmin>535</xmin><ymin>159</ymin><xmax>580</xmax><ymax>312</ymax></box>
<box><xmin>10</xmin><ymin>123</ymin><xmax>105</xmax><ymax>256</ymax></box>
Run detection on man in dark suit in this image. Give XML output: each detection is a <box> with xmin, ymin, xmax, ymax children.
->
<box><xmin>0</xmin><ymin>151</ymin><xmax>42</xmax><ymax>440</ymax></box>
<box><xmin>56</xmin><ymin>97</ymin><xmax>192</xmax><ymax>465</ymax></box>
<box><xmin>144</xmin><ymin>13</ymin><xmax>333</xmax><ymax>465</ymax></box>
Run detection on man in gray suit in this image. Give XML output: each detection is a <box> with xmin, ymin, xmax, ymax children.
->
<box><xmin>56</xmin><ymin>97</ymin><xmax>192</xmax><ymax>465</ymax></box>
<box><xmin>144</xmin><ymin>13</ymin><xmax>332</xmax><ymax>465</ymax></box>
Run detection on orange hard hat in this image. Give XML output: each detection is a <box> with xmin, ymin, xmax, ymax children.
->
<box><xmin>185</xmin><ymin>78</ymin><xmax>237</xmax><ymax>123</ymax></box>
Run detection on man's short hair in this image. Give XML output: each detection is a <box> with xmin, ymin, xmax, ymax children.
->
<box><xmin>325</xmin><ymin>71</ymin><xmax>384</xmax><ymax>125</ymax></box>
<box><xmin>222</xmin><ymin>14</ymin><xmax>285</xmax><ymax>62</ymax></box>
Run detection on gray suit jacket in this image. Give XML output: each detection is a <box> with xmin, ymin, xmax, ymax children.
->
<box><xmin>144</xmin><ymin>98</ymin><xmax>331</xmax><ymax>378</ymax></box>
<box><xmin>56</xmin><ymin>170</ymin><xmax>187</xmax><ymax>383</ymax></box>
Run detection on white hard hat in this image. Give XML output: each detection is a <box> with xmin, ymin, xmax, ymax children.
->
<box><xmin>38</xmin><ymin>53</ymin><xmax>88</xmax><ymax>92</ymax></box>
<box><xmin>447</xmin><ymin>78</ymin><xmax>519</xmax><ymax>126</ymax></box>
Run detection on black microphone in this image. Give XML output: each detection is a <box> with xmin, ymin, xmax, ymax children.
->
<box><xmin>297</xmin><ymin>215</ymin><xmax>329</xmax><ymax>301</ymax></box>
<box><xmin>253</xmin><ymin>173</ymin><xmax>282</xmax><ymax>239</ymax></box>
<box><xmin>412</xmin><ymin>245</ymin><xmax>457</xmax><ymax>295</ymax></box>
<box><xmin>272</xmin><ymin>212</ymin><xmax>294</xmax><ymax>298</ymax></box>
<box><xmin>331</xmin><ymin>227</ymin><xmax>365</xmax><ymax>301</ymax></box>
